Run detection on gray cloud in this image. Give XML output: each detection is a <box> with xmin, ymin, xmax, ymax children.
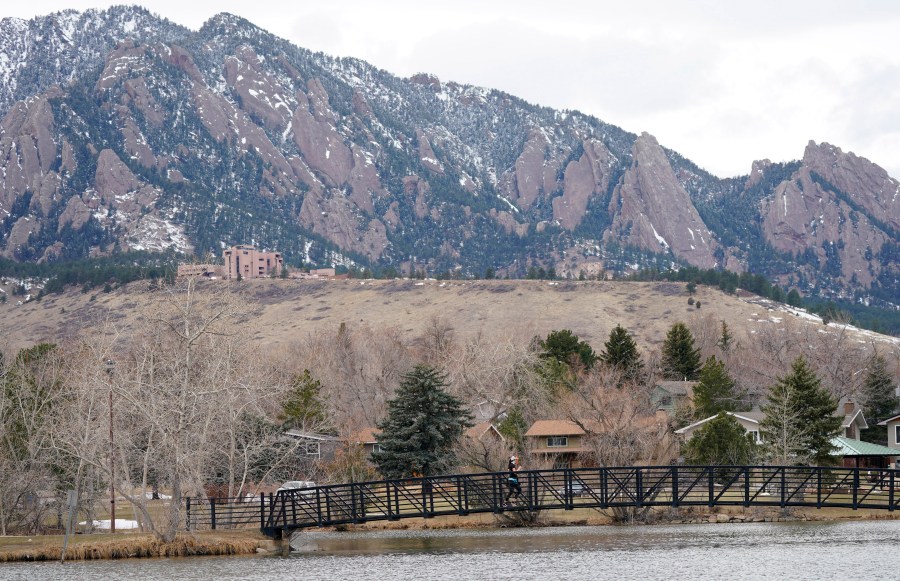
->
<box><xmin>17</xmin><ymin>0</ymin><xmax>900</xmax><ymax>179</ymax></box>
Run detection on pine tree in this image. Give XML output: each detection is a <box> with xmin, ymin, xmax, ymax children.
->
<box><xmin>692</xmin><ymin>356</ymin><xmax>747</xmax><ymax>418</ymax></box>
<box><xmin>859</xmin><ymin>354</ymin><xmax>898</xmax><ymax>444</ymax></box>
<box><xmin>599</xmin><ymin>324</ymin><xmax>644</xmax><ymax>385</ymax></box>
<box><xmin>279</xmin><ymin>370</ymin><xmax>329</xmax><ymax>431</ymax></box>
<box><xmin>372</xmin><ymin>365</ymin><xmax>473</xmax><ymax>478</ymax></box>
<box><xmin>661</xmin><ymin>322</ymin><xmax>701</xmax><ymax>380</ymax></box>
<box><xmin>682</xmin><ymin>413</ymin><xmax>758</xmax><ymax>466</ymax></box>
<box><xmin>716</xmin><ymin>320</ymin><xmax>734</xmax><ymax>353</ymax></box>
<box><xmin>760</xmin><ymin>357</ymin><xmax>841</xmax><ymax>465</ymax></box>
<box><xmin>539</xmin><ymin>329</ymin><xmax>597</xmax><ymax>370</ymax></box>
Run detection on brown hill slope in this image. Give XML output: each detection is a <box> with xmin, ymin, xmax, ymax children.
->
<box><xmin>1</xmin><ymin>279</ymin><xmax>895</xmax><ymax>357</ymax></box>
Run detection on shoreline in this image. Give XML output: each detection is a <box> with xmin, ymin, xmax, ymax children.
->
<box><xmin>0</xmin><ymin>530</ymin><xmax>275</xmax><ymax>563</ymax></box>
<box><xmin>2</xmin><ymin>506</ymin><xmax>898</xmax><ymax>562</ymax></box>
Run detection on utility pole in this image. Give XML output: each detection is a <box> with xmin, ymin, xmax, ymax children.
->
<box><xmin>106</xmin><ymin>359</ymin><xmax>116</xmax><ymax>534</ymax></box>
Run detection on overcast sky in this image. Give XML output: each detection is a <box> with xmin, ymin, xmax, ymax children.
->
<box><xmin>8</xmin><ymin>1</ymin><xmax>900</xmax><ymax>179</ymax></box>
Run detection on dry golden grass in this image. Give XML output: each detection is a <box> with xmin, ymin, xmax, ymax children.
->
<box><xmin>2</xmin><ymin>278</ymin><xmax>892</xmax><ymax>352</ymax></box>
<box><xmin>0</xmin><ymin>530</ymin><xmax>266</xmax><ymax>562</ymax></box>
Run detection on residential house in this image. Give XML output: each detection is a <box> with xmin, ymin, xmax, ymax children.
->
<box><xmin>675</xmin><ymin>410</ymin><xmax>765</xmax><ymax>444</ymax></box>
<box><xmin>526</xmin><ymin>412</ymin><xmax>677</xmax><ymax>469</ymax></box>
<box><xmin>285</xmin><ymin>429</ymin><xmax>341</xmax><ymax>461</ymax></box>
<box><xmin>466</xmin><ymin>421</ymin><xmax>505</xmax><ymax>442</ymax></box>
<box><xmin>877</xmin><ymin>413</ymin><xmax>900</xmax><ymax>451</ymax></box>
<box><xmin>350</xmin><ymin>423</ymin><xmax>503</xmax><ymax>456</ymax></box>
<box><xmin>838</xmin><ymin>398</ymin><xmax>868</xmax><ymax>440</ymax></box>
<box><xmin>524</xmin><ymin>420</ymin><xmax>595</xmax><ymax>468</ymax></box>
<box><xmin>830</xmin><ymin>436</ymin><xmax>898</xmax><ymax>470</ymax></box>
<box><xmin>677</xmin><ymin>402</ymin><xmax>895</xmax><ymax>468</ymax></box>
<box><xmin>652</xmin><ymin>380</ymin><xmax>698</xmax><ymax>413</ymax></box>
<box><xmin>349</xmin><ymin>427</ymin><xmax>382</xmax><ymax>457</ymax></box>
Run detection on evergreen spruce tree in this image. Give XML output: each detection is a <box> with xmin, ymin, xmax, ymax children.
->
<box><xmin>760</xmin><ymin>357</ymin><xmax>841</xmax><ymax>465</ymax></box>
<box><xmin>682</xmin><ymin>413</ymin><xmax>758</xmax><ymax>466</ymax></box>
<box><xmin>692</xmin><ymin>356</ymin><xmax>747</xmax><ymax>418</ymax></box>
<box><xmin>859</xmin><ymin>354</ymin><xmax>899</xmax><ymax>444</ymax></box>
<box><xmin>716</xmin><ymin>320</ymin><xmax>734</xmax><ymax>353</ymax></box>
<box><xmin>661</xmin><ymin>322</ymin><xmax>701</xmax><ymax>380</ymax></box>
<box><xmin>279</xmin><ymin>370</ymin><xmax>329</xmax><ymax>431</ymax></box>
<box><xmin>539</xmin><ymin>329</ymin><xmax>597</xmax><ymax>370</ymax></box>
<box><xmin>599</xmin><ymin>324</ymin><xmax>644</xmax><ymax>385</ymax></box>
<box><xmin>372</xmin><ymin>365</ymin><xmax>473</xmax><ymax>479</ymax></box>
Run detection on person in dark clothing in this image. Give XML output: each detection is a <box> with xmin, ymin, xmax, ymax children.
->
<box><xmin>505</xmin><ymin>455</ymin><xmax>522</xmax><ymax>504</ymax></box>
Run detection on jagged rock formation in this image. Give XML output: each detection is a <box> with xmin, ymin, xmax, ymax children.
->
<box><xmin>607</xmin><ymin>133</ymin><xmax>718</xmax><ymax>269</ymax></box>
<box><xmin>0</xmin><ymin>7</ymin><xmax>897</xmax><ymax>304</ymax></box>
<box><xmin>759</xmin><ymin>141</ymin><xmax>897</xmax><ymax>289</ymax></box>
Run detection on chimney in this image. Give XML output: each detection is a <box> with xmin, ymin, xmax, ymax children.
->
<box><xmin>844</xmin><ymin>400</ymin><xmax>855</xmax><ymax>415</ymax></box>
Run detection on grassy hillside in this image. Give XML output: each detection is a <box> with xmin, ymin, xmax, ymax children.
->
<box><xmin>1</xmin><ymin>278</ymin><xmax>895</xmax><ymax>357</ymax></box>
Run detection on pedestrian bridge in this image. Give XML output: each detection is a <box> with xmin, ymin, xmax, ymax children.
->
<box><xmin>184</xmin><ymin>465</ymin><xmax>900</xmax><ymax>538</ymax></box>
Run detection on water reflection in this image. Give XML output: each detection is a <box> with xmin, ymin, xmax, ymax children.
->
<box><xmin>3</xmin><ymin>520</ymin><xmax>900</xmax><ymax>580</ymax></box>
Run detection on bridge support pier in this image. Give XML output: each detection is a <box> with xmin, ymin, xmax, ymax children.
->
<box><xmin>277</xmin><ymin>536</ymin><xmax>291</xmax><ymax>556</ymax></box>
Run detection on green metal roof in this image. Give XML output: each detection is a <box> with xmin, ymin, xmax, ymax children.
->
<box><xmin>830</xmin><ymin>436</ymin><xmax>899</xmax><ymax>457</ymax></box>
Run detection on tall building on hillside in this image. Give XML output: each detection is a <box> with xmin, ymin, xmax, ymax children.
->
<box><xmin>223</xmin><ymin>245</ymin><xmax>283</xmax><ymax>279</ymax></box>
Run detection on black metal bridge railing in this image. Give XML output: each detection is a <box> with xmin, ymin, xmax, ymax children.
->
<box><xmin>182</xmin><ymin>465</ymin><xmax>900</xmax><ymax>537</ymax></box>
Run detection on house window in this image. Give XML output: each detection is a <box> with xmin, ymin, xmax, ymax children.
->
<box><xmin>372</xmin><ymin>443</ymin><xmax>382</xmax><ymax>454</ymax></box>
<box><xmin>304</xmin><ymin>442</ymin><xmax>321</xmax><ymax>458</ymax></box>
<box><xmin>547</xmin><ymin>436</ymin><xmax>568</xmax><ymax>448</ymax></box>
<box><xmin>895</xmin><ymin>425</ymin><xmax>900</xmax><ymax>446</ymax></box>
<box><xmin>747</xmin><ymin>430</ymin><xmax>760</xmax><ymax>443</ymax></box>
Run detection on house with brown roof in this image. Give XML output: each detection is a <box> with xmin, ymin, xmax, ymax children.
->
<box><xmin>349</xmin><ymin>423</ymin><xmax>502</xmax><ymax>456</ymax></box>
<box><xmin>525</xmin><ymin>412</ymin><xmax>678</xmax><ymax>468</ymax></box>
<box><xmin>465</xmin><ymin>421</ymin><xmax>505</xmax><ymax>442</ymax></box>
<box><xmin>524</xmin><ymin>420</ymin><xmax>596</xmax><ymax>468</ymax></box>
<box><xmin>349</xmin><ymin>427</ymin><xmax>382</xmax><ymax>457</ymax></box>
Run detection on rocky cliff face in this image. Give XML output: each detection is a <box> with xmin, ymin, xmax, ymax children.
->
<box><xmin>607</xmin><ymin>133</ymin><xmax>718</xmax><ymax>269</ymax></box>
<box><xmin>0</xmin><ymin>7</ymin><xmax>897</xmax><ymax>304</ymax></box>
<box><xmin>759</xmin><ymin>141</ymin><xmax>895</xmax><ymax>289</ymax></box>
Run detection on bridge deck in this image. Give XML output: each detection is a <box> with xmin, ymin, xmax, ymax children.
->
<box><xmin>182</xmin><ymin>465</ymin><xmax>900</xmax><ymax>537</ymax></box>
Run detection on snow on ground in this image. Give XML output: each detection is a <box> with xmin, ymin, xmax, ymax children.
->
<box><xmin>80</xmin><ymin>519</ymin><xmax>140</xmax><ymax>530</ymax></box>
<box><xmin>740</xmin><ymin>296</ymin><xmax>899</xmax><ymax>345</ymax></box>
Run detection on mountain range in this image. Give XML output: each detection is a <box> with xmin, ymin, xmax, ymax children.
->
<box><xmin>0</xmin><ymin>6</ymin><xmax>897</xmax><ymax>305</ymax></box>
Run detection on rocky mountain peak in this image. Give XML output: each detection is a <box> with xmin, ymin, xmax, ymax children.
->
<box><xmin>745</xmin><ymin>159</ymin><xmax>773</xmax><ymax>190</ymax></box>
<box><xmin>0</xmin><ymin>8</ymin><xmax>896</xmax><ymax>305</ymax></box>
<box><xmin>606</xmin><ymin>132</ymin><xmax>718</xmax><ymax>269</ymax></box>
<box><xmin>802</xmin><ymin>140</ymin><xmax>900</xmax><ymax>232</ymax></box>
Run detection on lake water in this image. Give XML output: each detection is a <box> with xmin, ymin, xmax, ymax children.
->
<box><xmin>3</xmin><ymin>520</ymin><xmax>900</xmax><ymax>580</ymax></box>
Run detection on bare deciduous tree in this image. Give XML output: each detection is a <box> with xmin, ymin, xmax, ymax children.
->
<box><xmin>0</xmin><ymin>344</ymin><xmax>66</xmax><ymax>535</ymax></box>
<box><xmin>563</xmin><ymin>369</ymin><xmax>676</xmax><ymax>467</ymax></box>
<box><xmin>56</xmin><ymin>278</ymin><xmax>292</xmax><ymax>542</ymax></box>
<box><xmin>277</xmin><ymin>322</ymin><xmax>415</xmax><ymax>432</ymax></box>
